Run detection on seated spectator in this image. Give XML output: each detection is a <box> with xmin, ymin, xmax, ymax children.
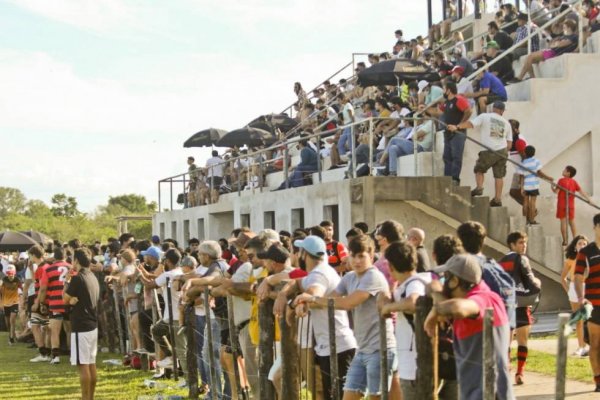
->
<box><xmin>381</xmin><ymin>115</ymin><xmax>435</xmax><ymax>175</ymax></box>
<box><xmin>501</xmin><ymin>3</ymin><xmax>519</xmax><ymax>35</ymax></box>
<box><xmin>336</xmin><ymin>94</ymin><xmax>356</xmax><ymax>158</ymax></box>
<box><xmin>392</xmin><ymin>41</ymin><xmax>404</xmax><ymax>59</ymax></box>
<box><xmin>433</xmin><ymin>51</ymin><xmax>454</xmax><ymax>78</ymax></box>
<box><xmin>407</xmin><ymin>82</ymin><xmax>420</xmax><ymax>111</ymax></box>
<box><xmin>512</xmin><ymin>13</ymin><xmax>541</xmax><ymax>59</ymax></box>
<box><xmin>276</xmin><ymin>136</ymin><xmax>318</xmax><ymax>190</ymax></box>
<box><xmin>417</xmin><ymin>80</ymin><xmax>444</xmax><ymax>107</ymax></box>
<box><xmin>583</xmin><ymin>0</ymin><xmax>600</xmax><ymax>32</ymax></box>
<box><xmin>466</xmin><ymin>61</ymin><xmax>507</xmax><ymax>113</ymax></box>
<box><xmin>410</xmin><ymin>39</ymin><xmax>424</xmax><ymax>60</ymax></box>
<box><xmin>530</xmin><ymin>0</ymin><xmax>551</xmax><ymax>26</ymax></box>
<box><xmin>451</xmin><ymin>30</ymin><xmax>467</xmax><ymax>59</ymax></box>
<box><xmin>484</xmin><ymin>41</ymin><xmax>514</xmax><ymax>83</ymax></box>
<box><xmin>514</xmin><ymin>19</ymin><xmax>579</xmax><ymax>81</ymax></box>
<box><xmin>450</xmin><ymin>66</ymin><xmax>475</xmax><ymax>106</ymax></box>
<box><xmin>368</xmin><ymin>53</ymin><xmax>380</xmax><ymax>66</ymax></box>
<box><xmin>486</xmin><ymin>21</ymin><xmax>514</xmax><ymax>51</ymax></box>
<box><xmin>451</xmin><ymin>47</ymin><xmax>475</xmax><ymax>77</ymax></box>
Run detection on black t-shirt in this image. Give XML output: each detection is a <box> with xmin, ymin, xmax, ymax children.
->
<box><xmin>494</xmin><ymin>31</ymin><xmax>514</xmax><ymax>50</ymax></box>
<box><xmin>485</xmin><ymin>55</ymin><xmax>514</xmax><ymax>83</ymax></box>
<box><xmin>66</xmin><ymin>269</ymin><xmax>100</xmax><ymax>333</ymax></box>
<box><xmin>554</xmin><ymin>34</ymin><xmax>578</xmax><ymax>56</ymax></box>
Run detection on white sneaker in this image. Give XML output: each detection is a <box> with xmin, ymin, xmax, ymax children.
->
<box><xmin>152</xmin><ymin>368</ymin><xmax>165</xmax><ymax>379</ymax></box>
<box><xmin>156</xmin><ymin>356</ymin><xmax>173</xmax><ymax>369</ymax></box>
<box><xmin>573</xmin><ymin>347</ymin><xmax>589</xmax><ymax>357</ymax></box>
<box><xmin>49</xmin><ymin>356</ymin><xmax>60</xmax><ymax>365</ymax></box>
<box><xmin>30</xmin><ymin>354</ymin><xmax>50</xmax><ymax>363</ymax></box>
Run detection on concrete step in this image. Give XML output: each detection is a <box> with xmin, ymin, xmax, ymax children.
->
<box><xmin>488</xmin><ymin>205</ymin><xmax>509</xmax><ymax>244</ymax></box>
<box><xmin>396</xmin><ymin>152</ymin><xmax>444</xmax><ymax>177</ymax></box>
<box><xmin>526</xmin><ymin>224</ymin><xmax>545</xmax><ymax>263</ymax></box>
<box><xmin>265</xmin><ymin>171</ymin><xmax>284</xmax><ymax>190</ymax></box>
<box><xmin>471</xmin><ymin>195</ymin><xmax>491</xmax><ymax>228</ymax></box>
<box><xmin>312</xmin><ymin>167</ymin><xmax>346</xmax><ymax>184</ymax></box>
<box><xmin>543</xmin><ymin>235</ymin><xmax>564</xmax><ymax>273</ymax></box>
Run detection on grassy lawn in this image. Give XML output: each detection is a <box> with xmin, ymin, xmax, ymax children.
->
<box><xmin>0</xmin><ymin>332</ymin><xmax>188</xmax><ymax>399</ymax></box>
<box><xmin>511</xmin><ymin>346</ymin><xmax>592</xmax><ymax>383</ymax></box>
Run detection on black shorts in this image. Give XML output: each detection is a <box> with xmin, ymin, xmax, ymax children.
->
<box><xmin>485</xmin><ymin>93</ymin><xmax>507</xmax><ymax>104</ymax></box>
<box><xmin>4</xmin><ymin>304</ymin><xmax>18</xmax><ymax>315</ymax></box>
<box><xmin>589</xmin><ymin>306</ymin><xmax>600</xmax><ymax>325</ymax></box>
<box><xmin>209</xmin><ymin>176</ymin><xmax>223</xmax><ymax>188</ymax></box>
<box><xmin>524</xmin><ymin>189</ymin><xmax>540</xmax><ymax>197</ymax></box>
<box><xmin>27</xmin><ymin>295</ymin><xmax>35</xmax><ymax>315</ymax></box>
<box><xmin>515</xmin><ymin>306</ymin><xmax>533</xmax><ymax>328</ymax></box>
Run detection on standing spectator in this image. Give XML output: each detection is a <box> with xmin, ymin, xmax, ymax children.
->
<box><xmin>426</xmin><ymin>81</ymin><xmax>472</xmax><ymax>185</ymax></box>
<box><xmin>64</xmin><ymin>248</ymin><xmax>100</xmax><ymax>400</ymax></box>
<box><xmin>560</xmin><ymin>235</ymin><xmax>589</xmax><ymax>356</ymax></box>
<box><xmin>295</xmin><ymin>235</ymin><xmax>396</xmax><ymax>399</ymax></box>
<box><xmin>448</xmin><ymin>101</ymin><xmax>512</xmax><ymax>207</ymax></box>
<box><xmin>518</xmin><ymin>146</ymin><xmax>554</xmax><ymax>225</ymax></box>
<box><xmin>206</xmin><ymin>150</ymin><xmax>224</xmax><ymax>204</ymax></box>
<box><xmin>187</xmin><ymin>156</ymin><xmax>199</xmax><ymax>207</ymax></box>
<box><xmin>320</xmin><ymin>220</ymin><xmax>349</xmax><ymax>275</ymax></box>
<box><xmin>407</xmin><ymin>228</ymin><xmax>432</xmax><ymax>272</ymax></box>
<box><xmin>379</xmin><ymin>241</ymin><xmax>433</xmax><ymax>399</ymax></box>
<box><xmin>552</xmin><ymin>165</ymin><xmax>594</xmax><ymax>245</ymax></box>
<box><xmin>425</xmin><ymin>254</ymin><xmax>514</xmax><ymax>400</ymax></box>
<box><xmin>29</xmin><ymin>245</ymin><xmax>51</xmax><ymax>362</ymax></box>
<box><xmin>294</xmin><ymin>82</ymin><xmax>308</xmax><ymax>107</ymax></box>
<box><xmin>337</xmin><ymin>94</ymin><xmax>356</xmax><ymax>158</ymax></box>
<box><xmin>1</xmin><ymin>265</ymin><xmax>20</xmax><ymax>345</ymax></box>
<box><xmin>373</xmin><ymin>220</ymin><xmax>405</xmax><ymax>290</ymax></box>
<box><xmin>499</xmin><ymin>232</ymin><xmax>542</xmax><ymax>385</ymax></box>
<box><xmin>508</xmin><ymin>119</ymin><xmax>528</xmax><ymax>206</ymax></box>
<box><xmin>574</xmin><ymin>213</ymin><xmax>600</xmax><ymax>392</ymax></box>
<box><xmin>432</xmin><ymin>234</ymin><xmax>465</xmax><ymax>265</ymax></box>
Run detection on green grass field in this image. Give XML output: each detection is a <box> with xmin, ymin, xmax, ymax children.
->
<box><xmin>0</xmin><ymin>332</ymin><xmax>188</xmax><ymax>400</ymax></box>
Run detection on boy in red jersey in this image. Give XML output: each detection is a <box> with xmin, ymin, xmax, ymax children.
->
<box><xmin>574</xmin><ymin>213</ymin><xmax>600</xmax><ymax>393</ymax></box>
<box><xmin>552</xmin><ymin>165</ymin><xmax>594</xmax><ymax>245</ymax></box>
<box><xmin>29</xmin><ymin>245</ymin><xmax>52</xmax><ymax>362</ymax></box>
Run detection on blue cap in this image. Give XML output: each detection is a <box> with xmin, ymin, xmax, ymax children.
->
<box><xmin>293</xmin><ymin>236</ymin><xmax>327</xmax><ymax>257</ymax></box>
<box><xmin>151</xmin><ymin>235</ymin><xmax>160</xmax><ymax>244</ymax></box>
<box><xmin>141</xmin><ymin>246</ymin><xmax>161</xmax><ymax>259</ymax></box>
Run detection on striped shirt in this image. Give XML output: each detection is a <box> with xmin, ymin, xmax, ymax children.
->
<box><xmin>33</xmin><ymin>262</ymin><xmax>49</xmax><ymax>301</ymax></box>
<box><xmin>575</xmin><ymin>242</ymin><xmax>600</xmax><ymax>306</ymax></box>
<box><xmin>40</xmin><ymin>261</ymin><xmax>70</xmax><ymax>314</ymax></box>
<box><xmin>518</xmin><ymin>157</ymin><xmax>542</xmax><ymax>191</ymax></box>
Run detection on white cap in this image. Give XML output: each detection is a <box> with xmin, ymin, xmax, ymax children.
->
<box><xmin>417</xmin><ymin>80</ymin><xmax>429</xmax><ymax>93</ymax></box>
<box><xmin>19</xmin><ymin>252</ymin><xmax>28</xmax><ymax>260</ymax></box>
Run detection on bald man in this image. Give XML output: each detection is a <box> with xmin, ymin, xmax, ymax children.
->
<box><xmin>407</xmin><ymin>228</ymin><xmax>431</xmax><ymax>272</ymax></box>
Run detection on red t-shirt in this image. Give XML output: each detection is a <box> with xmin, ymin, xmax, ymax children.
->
<box><xmin>453</xmin><ymin>281</ymin><xmax>508</xmax><ymax>340</ymax></box>
<box><xmin>326</xmin><ymin>241</ymin><xmax>348</xmax><ymax>267</ymax></box>
<box><xmin>289</xmin><ymin>268</ymin><xmax>308</xmax><ymax>279</ymax></box>
<box><xmin>556</xmin><ymin>177</ymin><xmax>580</xmax><ymax>210</ymax></box>
<box><xmin>438</xmin><ymin>95</ymin><xmax>470</xmax><ymax>113</ymax></box>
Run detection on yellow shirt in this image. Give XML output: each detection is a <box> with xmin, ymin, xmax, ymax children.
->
<box><xmin>1</xmin><ymin>277</ymin><xmax>20</xmax><ymax>307</ymax></box>
<box><xmin>248</xmin><ymin>268</ymin><xmax>281</xmax><ymax>345</ymax></box>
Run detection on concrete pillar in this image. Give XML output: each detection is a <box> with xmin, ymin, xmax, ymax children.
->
<box><xmin>471</xmin><ymin>196</ymin><xmax>490</xmax><ymax>229</ymax></box>
<box><xmin>544</xmin><ymin>236</ymin><xmax>564</xmax><ymax>273</ymax></box>
<box><xmin>526</xmin><ymin>225</ymin><xmax>545</xmax><ymax>263</ymax></box>
<box><xmin>488</xmin><ymin>207</ymin><xmax>509</xmax><ymax>244</ymax></box>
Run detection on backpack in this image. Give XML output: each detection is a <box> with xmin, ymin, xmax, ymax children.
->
<box><xmin>478</xmin><ymin>256</ymin><xmax>517</xmax><ymax>327</ymax></box>
<box><xmin>400</xmin><ymin>274</ymin><xmax>456</xmax><ymax>381</ymax></box>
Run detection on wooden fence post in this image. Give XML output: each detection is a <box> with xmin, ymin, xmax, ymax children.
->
<box><xmin>555</xmin><ymin>313</ymin><xmax>570</xmax><ymax>399</ymax></box>
<box><xmin>258</xmin><ymin>297</ymin><xmax>275</xmax><ymax>400</ymax></box>
<box><xmin>483</xmin><ymin>308</ymin><xmax>495</xmax><ymax>400</ymax></box>
<box><xmin>415</xmin><ymin>296</ymin><xmax>435</xmax><ymax>400</ymax></box>
<box><xmin>280</xmin><ymin>311</ymin><xmax>300</xmax><ymax>399</ymax></box>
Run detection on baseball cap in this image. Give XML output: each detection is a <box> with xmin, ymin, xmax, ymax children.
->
<box><xmin>450</xmin><ymin>65</ymin><xmax>465</xmax><ymax>76</ymax></box>
<box><xmin>257</xmin><ymin>243</ymin><xmax>290</xmax><ymax>264</ymax></box>
<box><xmin>433</xmin><ymin>254</ymin><xmax>482</xmax><ymax>284</ymax></box>
<box><xmin>232</xmin><ymin>232</ymin><xmax>256</xmax><ymax>249</ymax></box>
<box><xmin>151</xmin><ymin>235</ymin><xmax>160</xmax><ymax>244</ymax></box>
<box><xmin>5</xmin><ymin>265</ymin><xmax>16</xmax><ymax>276</ymax></box>
<box><xmin>141</xmin><ymin>246</ymin><xmax>161</xmax><ymax>260</ymax></box>
<box><xmin>492</xmin><ymin>101</ymin><xmax>506</xmax><ymax>111</ymax></box>
<box><xmin>417</xmin><ymin>80</ymin><xmax>429</xmax><ymax>93</ymax></box>
<box><xmin>485</xmin><ymin>40</ymin><xmax>500</xmax><ymax>49</ymax></box>
<box><xmin>293</xmin><ymin>236</ymin><xmax>327</xmax><ymax>257</ymax></box>
<box><xmin>18</xmin><ymin>252</ymin><xmax>29</xmax><ymax>260</ymax></box>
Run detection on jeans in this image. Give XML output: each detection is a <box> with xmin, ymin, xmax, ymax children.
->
<box><xmin>238</xmin><ymin>323</ymin><xmax>260</xmax><ymax>399</ymax></box>
<box><xmin>344</xmin><ymin>349</ymin><xmax>397</xmax><ymax>395</ymax></box>
<box><xmin>278</xmin><ymin>164</ymin><xmax>317</xmax><ymax>189</ymax></box>
<box><xmin>443</xmin><ymin>132</ymin><xmax>466</xmax><ymax>182</ymax></box>
<box><xmin>337</xmin><ymin>127</ymin><xmax>352</xmax><ymax>156</ymax></box>
<box><xmin>195</xmin><ymin>314</ymin><xmax>223</xmax><ymax>398</ymax></box>
<box><xmin>388</xmin><ymin>138</ymin><xmax>424</xmax><ymax>173</ymax></box>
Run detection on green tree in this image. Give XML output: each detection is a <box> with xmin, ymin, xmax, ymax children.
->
<box><xmin>51</xmin><ymin>194</ymin><xmax>80</xmax><ymax>218</ymax></box>
<box><xmin>0</xmin><ymin>187</ymin><xmax>26</xmax><ymax>217</ymax></box>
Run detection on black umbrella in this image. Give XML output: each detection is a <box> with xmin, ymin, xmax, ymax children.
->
<box><xmin>20</xmin><ymin>230</ymin><xmax>53</xmax><ymax>247</ymax></box>
<box><xmin>183</xmin><ymin>128</ymin><xmax>228</xmax><ymax>148</ymax></box>
<box><xmin>247</xmin><ymin>113</ymin><xmax>298</xmax><ymax>135</ymax></box>
<box><xmin>0</xmin><ymin>231</ymin><xmax>39</xmax><ymax>252</ymax></box>
<box><xmin>357</xmin><ymin>58</ymin><xmax>441</xmax><ymax>87</ymax></box>
<box><xmin>216</xmin><ymin>127</ymin><xmax>277</xmax><ymax>148</ymax></box>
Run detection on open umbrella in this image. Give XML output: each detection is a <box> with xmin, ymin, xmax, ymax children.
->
<box><xmin>357</xmin><ymin>58</ymin><xmax>441</xmax><ymax>87</ymax></box>
<box><xmin>20</xmin><ymin>230</ymin><xmax>53</xmax><ymax>247</ymax></box>
<box><xmin>0</xmin><ymin>231</ymin><xmax>39</xmax><ymax>252</ymax></box>
<box><xmin>183</xmin><ymin>128</ymin><xmax>228</xmax><ymax>148</ymax></box>
<box><xmin>216</xmin><ymin>127</ymin><xmax>277</xmax><ymax>148</ymax></box>
<box><xmin>247</xmin><ymin>113</ymin><xmax>298</xmax><ymax>135</ymax></box>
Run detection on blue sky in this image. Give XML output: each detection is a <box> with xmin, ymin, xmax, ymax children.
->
<box><xmin>0</xmin><ymin>0</ymin><xmax>441</xmax><ymax>212</ymax></box>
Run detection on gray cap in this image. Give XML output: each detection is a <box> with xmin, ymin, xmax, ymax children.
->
<box><xmin>433</xmin><ymin>254</ymin><xmax>482</xmax><ymax>284</ymax></box>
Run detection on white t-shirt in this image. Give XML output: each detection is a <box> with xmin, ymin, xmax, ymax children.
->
<box><xmin>301</xmin><ymin>262</ymin><xmax>357</xmax><ymax>357</ymax></box>
<box><xmin>342</xmin><ymin>103</ymin><xmax>354</xmax><ymax>125</ymax></box>
<box><xmin>193</xmin><ymin>265</ymin><xmax>210</xmax><ymax>317</ymax></box>
<box><xmin>471</xmin><ymin>112</ymin><xmax>512</xmax><ymax>151</ymax></box>
<box><xmin>206</xmin><ymin>156</ymin><xmax>224</xmax><ymax>177</ymax></box>
<box><xmin>393</xmin><ymin>273</ymin><xmax>432</xmax><ymax>380</ymax></box>
<box><xmin>155</xmin><ymin>267</ymin><xmax>184</xmax><ymax>322</ymax></box>
<box><xmin>230</xmin><ymin>262</ymin><xmax>253</xmax><ymax>325</ymax></box>
<box><xmin>26</xmin><ymin>264</ymin><xmax>37</xmax><ymax>297</ymax></box>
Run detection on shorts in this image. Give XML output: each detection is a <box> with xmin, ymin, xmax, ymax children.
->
<box><xmin>515</xmin><ymin>306</ymin><xmax>533</xmax><ymax>329</ymax></box>
<box><xmin>71</xmin><ymin>329</ymin><xmax>98</xmax><ymax>365</ymax></box>
<box><xmin>510</xmin><ymin>173</ymin><xmax>521</xmax><ymax>190</ymax></box>
<box><xmin>568</xmin><ymin>281</ymin><xmax>583</xmax><ymax>303</ymax></box>
<box><xmin>344</xmin><ymin>349</ymin><xmax>397</xmax><ymax>395</ymax></box>
<box><xmin>542</xmin><ymin>49</ymin><xmax>557</xmax><ymax>60</ymax></box>
<box><xmin>209</xmin><ymin>176</ymin><xmax>223</xmax><ymax>188</ymax></box>
<box><xmin>30</xmin><ymin>312</ymin><xmax>49</xmax><ymax>326</ymax></box>
<box><xmin>556</xmin><ymin>206</ymin><xmax>575</xmax><ymax>220</ymax></box>
<box><xmin>49</xmin><ymin>312</ymin><xmax>67</xmax><ymax>320</ymax></box>
<box><xmin>524</xmin><ymin>189</ymin><xmax>540</xmax><ymax>197</ymax></box>
<box><xmin>221</xmin><ymin>328</ymin><xmax>243</xmax><ymax>356</ymax></box>
<box><xmin>589</xmin><ymin>306</ymin><xmax>600</xmax><ymax>326</ymax></box>
<box><xmin>474</xmin><ymin>149</ymin><xmax>508</xmax><ymax>178</ymax></box>
<box><xmin>485</xmin><ymin>93</ymin><xmax>507</xmax><ymax>104</ymax></box>
<box><xmin>4</xmin><ymin>304</ymin><xmax>18</xmax><ymax>315</ymax></box>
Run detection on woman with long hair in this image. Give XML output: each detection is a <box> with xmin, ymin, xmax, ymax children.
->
<box><xmin>561</xmin><ymin>234</ymin><xmax>589</xmax><ymax>356</ymax></box>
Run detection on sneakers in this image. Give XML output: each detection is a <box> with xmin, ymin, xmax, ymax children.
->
<box><xmin>471</xmin><ymin>187</ymin><xmax>483</xmax><ymax>196</ymax></box>
<box><xmin>595</xmin><ymin>384</ymin><xmax>600</xmax><ymax>392</ymax></box>
<box><xmin>157</xmin><ymin>356</ymin><xmax>173</xmax><ymax>369</ymax></box>
<box><xmin>30</xmin><ymin>354</ymin><xmax>51</xmax><ymax>363</ymax></box>
<box><xmin>515</xmin><ymin>374</ymin><xmax>524</xmax><ymax>385</ymax></box>
<box><xmin>490</xmin><ymin>198</ymin><xmax>503</xmax><ymax>207</ymax></box>
<box><xmin>152</xmin><ymin>368</ymin><xmax>166</xmax><ymax>379</ymax></box>
<box><xmin>573</xmin><ymin>347</ymin><xmax>589</xmax><ymax>357</ymax></box>
<box><xmin>49</xmin><ymin>356</ymin><xmax>60</xmax><ymax>365</ymax></box>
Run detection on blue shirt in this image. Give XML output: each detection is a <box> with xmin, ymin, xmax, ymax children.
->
<box><xmin>518</xmin><ymin>157</ymin><xmax>542</xmax><ymax>191</ymax></box>
<box><xmin>479</xmin><ymin>72</ymin><xmax>507</xmax><ymax>100</ymax></box>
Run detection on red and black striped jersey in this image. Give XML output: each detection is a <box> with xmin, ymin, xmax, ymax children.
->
<box><xmin>575</xmin><ymin>242</ymin><xmax>600</xmax><ymax>306</ymax></box>
<box><xmin>40</xmin><ymin>261</ymin><xmax>71</xmax><ymax>314</ymax></box>
<box><xmin>33</xmin><ymin>262</ymin><xmax>50</xmax><ymax>302</ymax></box>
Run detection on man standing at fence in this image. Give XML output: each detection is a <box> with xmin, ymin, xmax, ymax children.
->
<box><xmin>425</xmin><ymin>254</ymin><xmax>513</xmax><ymax>400</ymax></box>
<box><xmin>64</xmin><ymin>248</ymin><xmax>100</xmax><ymax>400</ymax></box>
<box><xmin>574</xmin><ymin>213</ymin><xmax>600</xmax><ymax>393</ymax></box>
